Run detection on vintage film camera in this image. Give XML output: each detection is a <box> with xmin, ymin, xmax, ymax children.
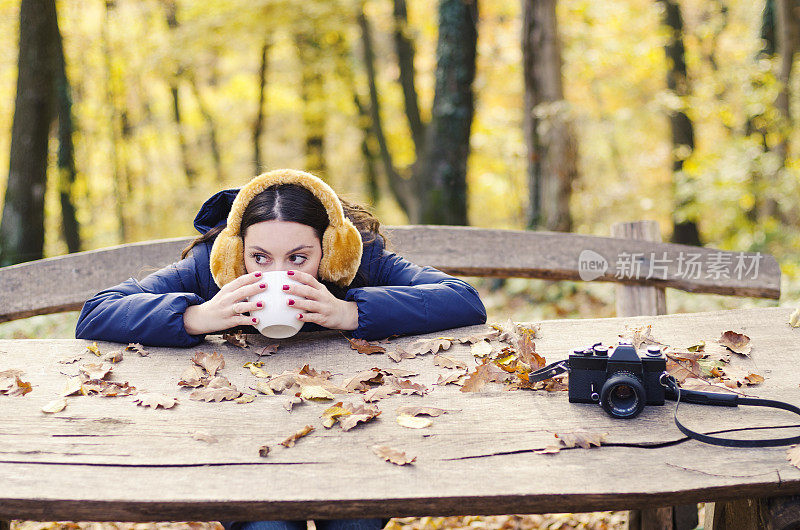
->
<box><xmin>567</xmin><ymin>341</ymin><xmax>666</xmax><ymax>419</ymax></box>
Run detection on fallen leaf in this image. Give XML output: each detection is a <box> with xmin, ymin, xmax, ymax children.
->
<box><xmin>57</xmin><ymin>355</ymin><xmax>82</xmax><ymax>364</ymax></box>
<box><xmin>102</xmin><ymin>350</ymin><xmax>124</xmax><ymax>363</ymax></box>
<box><xmin>280</xmin><ymin>425</ymin><xmax>314</xmax><ymax>447</ymax></box>
<box><xmin>534</xmin><ymin>445</ymin><xmax>561</xmax><ymax>455</ymax></box>
<box><xmin>470</xmin><ymin>340</ymin><xmax>493</xmax><ymax>358</ymax></box>
<box><xmin>86</xmin><ymin>342</ymin><xmax>102</xmax><ymax>356</ymax></box>
<box><xmin>0</xmin><ymin>374</ymin><xmax>32</xmax><ymax>396</ymax></box>
<box><xmin>387</xmin><ymin>347</ymin><xmax>415</xmax><ymax>363</ymax></box>
<box><xmin>386</xmin><ymin>376</ymin><xmax>428</xmax><ymax>396</ymax></box>
<box><xmin>81</xmin><ymin>379</ymin><xmax>137</xmax><ymax>397</ymax></box>
<box><xmin>284</xmin><ymin>394</ymin><xmax>302</xmax><ymax>411</ymax></box>
<box><xmin>409</xmin><ymin>337</ymin><xmax>453</xmax><ymax>356</ymax></box>
<box><xmin>259</xmin><ymin>445</ymin><xmax>270</xmax><ymax>457</ymax></box>
<box><xmin>790</xmin><ymin>309</ymin><xmax>800</xmax><ymax>328</ymax></box>
<box><xmin>178</xmin><ymin>365</ymin><xmax>208</xmax><ymax>387</ymax></box>
<box><xmin>235</xmin><ymin>393</ymin><xmax>256</xmax><ymax>404</ymax></box>
<box><xmin>338</xmin><ymin>402</ymin><xmax>381</xmax><ymax>431</ymax></box>
<box><xmin>192</xmin><ymin>432</ymin><xmax>219</xmax><ymax>443</ymax></box>
<box><xmin>134</xmin><ymin>393</ymin><xmax>177</xmax><ymax>409</ymax></box>
<box><xmin>433</xmin><ymin>355</ymin><xmax>468</xmax><ymax>370</ymax></box>
<box><xmin>620</xmin><ymin>325</ymin><xmax>665</xmax><ymax>351</ymax></box>
<box><xmin>79</xmin><ymin>363</ymin><xmax>113</xmax><ymax>380</ymax></box>
<box><xmin>718</xmin><ymin>331</ymin><xmax>752</xmax><ymax>356</ymax></box>
<box><xmin>41</xmin><ymin>397</ymin><xmax>67</xmax><ymax>413</ymax></box>
<box><xmin>192</xmin><ymin>351</ymin><xmax>225</xmax><ymax>376</ymax></box>
<box><xmin>458</xmin><ymin>329</ymin><xmax>501</xmax><ymax>344</ymax></box>
<box><xmin>62</xmin><ymin>376</ymin><xmax>83</xmax><ymax>396</ymax></box>
<box><xmin>435</xmin><ymin>372</ymin><xmax>467</xmax><ymax>386</ymax></box>
<box><xmin>372</xmin><ymin>444</ymin><xmax>416</xmax><ymax>465</ymax></box>
<box><xmin>254</xmin><ymin>380</ymin><xmax>275</xmax><ymax>395</ymax></box>
<box><xmin>244</xmin><ymin>361</ymin><xmax>270</xmax><ymax>378</ymax></box>
<box><xmin>321</xmin><ymin>402</ymin><xmax>353</xmax><ymax>428</ymax></box>
<box><xmin>788</xmin><ymin>445</ymin><xmax>800</xmax><ymax>468</ymax></box>
<box><xmin>396</xmin><ymin>406</ymin><xmax>450</xmax><ymax>417</ymax></box>
<box><xmin>126</xmin><ymin>343</ymin><xmax>149</xmax><ymax>356</ymax></box>
<box><xmin>460</xmin><ymin>361</ymin><xmax>511</xmax><ymax>393</ymax></box>
<box><xmin>257</xmin><ymin>343</ymin><xmax>280</xmax><ymax>356</ymax></box>
<box><xmin>381</xmin><ymin>368</ymin><xmax>418</xmax><ymax>378</ymax></box>
<box><xmin>363</xmin><ymin>385</ymin><xmax>400</xmax><ymax>402</ymax></box>
<box><xmin>223</xmin><ymin>330</ymin><xmax>248</xmax><ymax>348</ymax></box>
<box><xmin>344</xmin><ymin>368</ymin><xmax>385</xmax><ymax>392</ymax></box>
<box><xmin>687</xmin><ymin>341</ymin><xmax>706</xmax><ymax>352</ymax></box>
<box><xmin>299</xmin><ymin>385</ymin><xmax>335</xmax><ymax>401</ymax></box>
<box><xmin>555</xmin><ymin>430</ymin><xmax>606</xmax><ymax>449</ymax></box>
<box><xmin>348</xmin><ymin>338</ymin><xmax>386</xmax><ymax>355</ymax></box>
<box><xmin>189</xmin><ymin>377</ymin><xmax>240</xmax><ymax>402</ymax></box>
<box><xmin>396</xmin><ymin>414</ymin><xmax>432</xmax><ymax>429</ymax></box>
<box><xmin>298</xmin><ymin>365</ymin><xmax>333</xmax><ymax>379</ymax></box>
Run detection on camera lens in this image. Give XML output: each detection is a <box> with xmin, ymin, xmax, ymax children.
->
<box><xmin>600</xmin><ymin>373</ymin><xmax>646</xmax><ymax>418</ymax></box>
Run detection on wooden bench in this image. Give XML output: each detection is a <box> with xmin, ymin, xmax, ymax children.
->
<box><xmin>0</xmin><ymin>222</ymin><xmax>785</xmax><ymax>530</ymax></box>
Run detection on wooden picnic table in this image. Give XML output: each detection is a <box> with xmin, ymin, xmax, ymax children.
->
<box><xmin>1</xmin><ymin>306</ymin><xmax>800</xmax><ymax>524</ymax></box>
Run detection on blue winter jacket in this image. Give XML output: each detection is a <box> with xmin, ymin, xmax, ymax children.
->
<box><xmin>75</xmin><ymin>189</ymin><xmax>487</xmax><ymax>347</ymax></box>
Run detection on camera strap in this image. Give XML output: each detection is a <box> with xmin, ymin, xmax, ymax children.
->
<box><xmin>526</xmin><ymin>361</ymin><xmax>800</xmax><ymax>447</ymax></box>
<box><xmin>661</xmin><ymin>375</ymin><xmax>800</xmax><ymax>447</ymax></box>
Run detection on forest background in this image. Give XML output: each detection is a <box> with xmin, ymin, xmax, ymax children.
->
<box><xmin>0</xmin><ymin>0</ymin><xmax>799</xmax><ymax>339</ymax></box>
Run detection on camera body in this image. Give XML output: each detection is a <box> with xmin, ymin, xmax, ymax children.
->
<box><xmin>568</xmin><ymin>341</ymin><xmax>666</xmax><ymax>418</ymax></box>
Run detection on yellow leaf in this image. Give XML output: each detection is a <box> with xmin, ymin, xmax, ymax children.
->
<box><xmin>87</xmin><ymin>342</ymin><xmax>101</xmax><ymax>356</ymax></box>
<box><xmin>235</xmin><ymin>394</ymin><xmax>256</xmax><ymax>404</ymax></box>
<box><xmin>790</xmin><ymin>308</ymin><xmax>800</xmax><ymax>328</ymax></box>
<box><xmin>299</xmin><ymin>385</ymin><xmax>334</xmax><ymax>401</ymax></box>
<box><xmin>42</xmin><ymin>397</ymin><xmax>67</xmax><ymax>413</ymax></box>
<box><xmin>254</xmin><ymin>381</ymin><xmax>275</xmax><ymax>395</ymax></box>
<box><xmin>471</xmin><ymin>340</ymin><xmax>493</xmax><ymax>358</ymax></box>
<box><xmin>396</xmin><ymin>413</ymin><xmax>432</xmax><ymax>429</ymax></box>
<box><xmin>321</xmin><ymin>403</ymin><xmax>352</xmax><ymax>428</ymax></box>
<box><xmin>244</xmin><ymin>362</ymin><xmax>270</xmax><ymax>378</ymax></box>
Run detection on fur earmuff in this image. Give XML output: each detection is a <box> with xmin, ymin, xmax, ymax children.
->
<box><xmin>209</xmin><ymin>169</ymin><xmax>363</xmax><ymax>287</ymax></box>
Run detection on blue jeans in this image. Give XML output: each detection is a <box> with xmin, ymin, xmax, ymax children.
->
<box><xmin>222</xmin><ymin>519</ymin><xmax>388</xmax><ymax>530</ymax></box>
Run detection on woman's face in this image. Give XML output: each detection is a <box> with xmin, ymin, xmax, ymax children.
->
<box><xmin>243</xmin><ymin>220</ymin><xmax>323</xmax><ymax>278</ymax></box>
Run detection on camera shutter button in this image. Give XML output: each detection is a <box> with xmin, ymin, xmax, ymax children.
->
<box><xmin>646</xmin><ymin>346</ymin><xmax>663</xmax><ymax>357</ymax></box>
<box><xmin>593</xmin><ymin>346</ymin><xmax>609</xmax><ymax>356</ymax></box>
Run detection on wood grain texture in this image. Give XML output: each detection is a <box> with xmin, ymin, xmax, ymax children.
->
<box><xmin>612</xmin><ymin>221</ymin><xmax>667</xmax><ymax>317</ymax></box>
<box><xmin>1</xmin><ymin>308</ymin><xmax>799</xmax><ymax>521</ymax></box>
<box><xmin>0</xmin><ymin>226</ymin><xmax>781</xmax><ymax>322</ymax></box>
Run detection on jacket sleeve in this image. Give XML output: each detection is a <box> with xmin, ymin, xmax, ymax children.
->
<box><xmin>75</xmin><ymin>245</ymin><xmax>211</xmax><ymax>347</ymax></box>
<box><xmin>344</xmin><ymin>237</ymin><xmax>487</xmax><ymax>341</ymax></box>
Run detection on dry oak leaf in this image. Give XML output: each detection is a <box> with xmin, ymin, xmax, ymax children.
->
<box><xmin>134</xmin><ymin>393</ymin><xmax>177</xmax><ymax>409</ymax></box>
<box><xmin>244</xmin><ymin>361</ymin><xmax>270</xmax><ymax>378</ymax></box>
<box><xmin>382</xmin><ymin>368</ymin><xmax>419</xmax><ymax>378</ymax></box>
<box><xmin>458</xmin><ymin>329</ymin><xmax>501</xmax><ymax>344</ymax></box>
<box><xmin>435</xmin><ymin>372</ymin><xmax>467</xmax><ymax>386</ymax></box>
<box><xmin>338</xmin><ymin>402</ymin><xmax>381</xmax><ymax>431</ymax></box>
<box><xmin>80</xmin><ymin>363</ymin><xmax>113</xmax><ymax>380</ymax></box>
<box><xmin>372</xmin><ymin>444</ymin><xmax>416</xmax><ymax>465</ymax></box>
<box><xmin>126</xmin><ymin>343</ymin><xmax>149</xmax><ymax>356</ymax></box>
<box><xmin>189</xmin><ymin>376</ymin><xmax>241</xmax><ymax>402</ymax></box>
<box><xmin>321</xmin><ymin>402</ymin><xmax>353</xmax><ymax>428</ymax></box>
<box><xmin>192</xmin><ymin>351</ymin><xmax>225</xmax><ymax>377</ymax></box>
<box><xmin>62</xmin><ymin>376</ymin><xmax>84</xmax><ymax>397</ymax></box>
<box><xmin>555</xmin><ymin>430</ymin><xmax>606</xmax><ymax>449</ymax></box>
<box><xmin>280</xmin><ymin>425</ymin><xmax>314</xmax><ymax>447</ymax></box>
<box><xmin>460</xmin><ymin>361</ymin><xmax>512</xmax><ymax>393</ymax></box>
<box><xmin>87</xmin><ymin>380</ymin><xmax>137</xmax><ymax>397</ymax></box>
<box><xmin>102</xmin><ymin>350</ymin><xmax>124</xmax><ymax>363</ymax></box>
<box><xmin>299</xmin><ymin>385</ymin><xmax>335</xmax><ymax>401</ymax></box>
<box><xmin>254</xmin><ymin>381</ymin><xmax>275</xmax><ymax>395</ymax></box>
<box><xmin>396</xmin><ymin>414</ymin><xmax>432</xmax><ymax>429</ymax></box>
<box><xmin>680</xmin><ymin>377</ymin><xmax>739</xmax><ymax>394</ymax></box>
<box><xmin>434</xmin><ymin>355</ymin><xmax>468</xmax><ymax>370</ymax></box>
<box><xmin>257</xmin><ymin>343</ymin><xmax>280</xmax><ymax>357</ymax></box>
<box><xmin>0</xmin><ymin>372</ymin><xmax>32</xmax><ymax>396</ymax></box>
<box><xmin>344</xmin><ymin>368</ymin><xmax>385</xmax><ymax>392</ymax></box>
<box><xmin>42</xmin><ymin>397</ymin><xmax>68</xmax><ymax>413</ymax></box>
<box><xmin>718</xmin><ymin>331</ymin><xmax>752</xmax><ymax>357</ymax></box>
<box><xmin>284</xmin><ymin>394</ymin><xmax>302</xmax><ymax>411</ymax></box>
<box><xmin>790</xmin><ymin>309</ymin><xmax>800</xmax><ymax>328</ymax></box>
<box><xmin>178</xmin><ymin>365</ymin><xmax>209</xmax><ymax>388</ymax></box>
<box><xmin>235</xmin><ymin>393</ymin><xmax>256</xmax><ymax>404</ymax></box>
<box><xmin>223</xmin><ymin>330</ymin><xmax>248</xmax><ymax>348</ymax></box>
<box><xmin>363</xmin><ymin>385</ymin><xmax>399</xmax><ymax>402</ymax></box>
<box><xmin>788</xmin><ymin>445</ymin><xmax>800</xmax><ymax>469</ymax></box>
<box><xmin>410</xmin><ymin>337</ymin><xmax>453</xmax><ymax>356</ymax></box>
<box><xmin>387</xmin><ymin>347</ymin><xmax>416</xmax><ymax>363</ymax></box>
<box><xmin>620</xmin><ymin>324</ymin><xmax>665</xmax><ymax>351</ymax></box>
<box><xmin>396</xmin><ymin>406</ymin><xmax>450</xmax><ymax>417</ymax></box>
<box><xmin>86</xmin><ymin>342</ymin><xmax>102</xmax><ymax>356</ymax></box>
<box><xmin>387</xmin><ymin>375</ymin><xmax>428</xmax><ymax>396</ymax></box>
<box><xmin>298</xmin><ymin>364</ymin><xmax>333</xmax><ymax>379</ymax></box>
<box><xmin>470</xmin><ymin>340</ymin><xmax>494</xmax><ymax>358</ymax></box>
<box><xmin>347</xmin><ymin>338</ymin><xmax>386</xmax><ymax>355</ymax></box>
<box><xmin>58</xmin><ymin>355</ymin><xmax>82</xmax><ymax>365</ymax></box>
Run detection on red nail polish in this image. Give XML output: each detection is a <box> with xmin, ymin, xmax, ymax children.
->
<box><xmin>254</xmin><ymin>271</ymin><xmax>262</xmax><ymax>278</ymax></box>
<box><xmin>256</xmin><ymin>302</ymin><xmax>263</xmax><ymax>308</ymax></box>
<box><xmin>252</xmin><ymin>317</ymin><xmax>257</xmax><ymax>323</ymax></box>
<box><xmin>298</xmin><ymin>314</ymin><xmax>303</xmax><ymax>319</ymax></box>
<box><xmin>288</xmin><ymin>299</ymin><xmax>295</xmax><ymax>306</ymax></box>
<box><xmin>259</xmin><ymin>283</ymin><xmax>266</xmax><ymax>289</ymax></box>
<box><xmin>287</xmin><ymin>271</ymin><xmax>295</xmax><ymax>276</ymax></box>
<box><xmin>282</xmin><ymin>284</ymin><xmax>289</xmax><ymax>290</ymax></box>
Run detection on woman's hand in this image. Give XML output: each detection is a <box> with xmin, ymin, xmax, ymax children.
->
<box><xmin>283</xmin><ymin>270</ymin><xmax>359</xmax><ymax>331</ymax></box>
<box><xmin>183</xmin><ymin>271</ymin><xmax>268</xmax><ymax>335</ymax></box>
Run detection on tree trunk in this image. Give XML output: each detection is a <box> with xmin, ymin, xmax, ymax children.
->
<box><xmin>522</xmin><ymin>0</ymin><xmax>577</xmax><ymax>232</ymax></box>
<box><xmin>0</xmin><ymin>0</ymin><xmax>59</xmax><ymax>266</ymax></box>
<box><xmin>55</xmin><ymin>7</ymin><xmax>81</xmax><ymax>253</ymax></box>
<box><xmin>393</xmin><ymin>0</ymin><xmax>425</xmax><ymax>155</ymax></box>
<box><xmin>296</xmin><ymin>28</ymin><xmax>327</xmax><ymax>177</ymax></box>
<box><xmin>660</xmin><ymin>0</ymin><xmax>702</xmax><ymax>246</ymax></box>
<box><xmin>253</xmin><ymin>40</ymin><xmax>270</xmax><ymax>175</ymax></box>
<box><xmin>414</xmin><ymin>0</ymin><xmax>478</xmax><ymax>225</ymax></box>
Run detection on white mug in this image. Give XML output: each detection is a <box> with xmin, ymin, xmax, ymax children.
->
<box><xmin>248</xmin><ymin>271</ymin><xmax>305</xmax><ymax>338</ymax></box>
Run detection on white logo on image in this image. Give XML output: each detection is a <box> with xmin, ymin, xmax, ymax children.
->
<box><xmin>578</xmin><ymin>250</ymin><xmax>608</xmax><ymax>281</ymax></box>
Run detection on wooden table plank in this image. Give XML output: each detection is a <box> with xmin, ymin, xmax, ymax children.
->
<box><xmin>1</xmin><ymin>308</ymin><xmax>799</xmax><ymax>521</ymax></box>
